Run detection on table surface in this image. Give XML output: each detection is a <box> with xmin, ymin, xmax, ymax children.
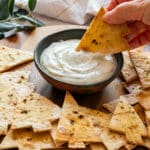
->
<box><xmin>0</xmin><ymin>14</ymin><xmax>126</xmax><ymax>109</ymax></box>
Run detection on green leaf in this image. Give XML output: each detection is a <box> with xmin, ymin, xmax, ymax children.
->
<box><xmin>28</xmin><ymin>0</ymin><xmax>36</xmax><ymax>11</ymax></box>
<box><xmin>16</xmin><ymin>25</ymin><xmax>35</xmax><ymax>31</ymax></box>
<box><xmin>3</xmin><ymin>28</ymin><xmax>18</xmax><ymax>38</ymax></box>
<box><xmin>19</xmin><ymin>15</ymin><xmax>45</xmax><ymax>27</ymax></box>
<box><xmin>0</xmin><ymin>25</ymin><xmax>35</xmax><ymax>39</ymax></box>
<box><xmin>0</xmin><ymin>22</ymin><xmax>17</xmax><ymax>32</ymax></box>
<box><xmin>8</xmin><ymin>0</ymin><xmax>15</xmax><ymax>15</ymax></box>
<box><xmin>0</xmin><ymin>0</ymin><xmax>10</xmax><ymax>20</ymax></box>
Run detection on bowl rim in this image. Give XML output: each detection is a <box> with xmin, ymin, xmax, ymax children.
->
<box><xmin>34</xmin><ymin>28</ymin><xmax>123</xmax><ymax>88</ymax></box>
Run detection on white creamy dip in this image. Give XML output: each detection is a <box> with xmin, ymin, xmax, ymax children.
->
<box><xmin>40</xmin><ymin>39</ymin><xmax>116</xmax><ymax>85</ymax></box>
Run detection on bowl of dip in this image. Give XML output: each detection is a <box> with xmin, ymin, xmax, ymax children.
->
<box><xmin>34</xmin><ymin>29</ymin><xmax>123</xmax><ymax>94</ymax></box>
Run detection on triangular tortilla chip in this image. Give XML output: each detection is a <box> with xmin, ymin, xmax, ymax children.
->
<box><xmin>109</xmin><ymin>99</ymin><xmax>147</xmax><ymax>144</ymax></box>
<box><xmin>0</xmin><ymin>90</ymin><xmax>15</xmax><ymax>135</ymax></box>
<box><xmin>123</xmin><ymin>80</ymin><xmax>142</xmax><ymax>94</ymax></box>
<box><xmin>55</xmin><ymin>92</ymin><xmax>105</xmax><ymax>145</ymax></box>
<box><xmin>0</xmin><ymin>71</ymin><xmax>30</xmax><ymax>83</ymax></box>
<box><xmin>0</xmin><ymin>46</ymin><xmax>33</xmax><ymax>73</ymax></box>
<box><xmin>76</xmin><ymin>7</ymin><xmax>131</xmax><ymax>54</ymax></box>
<box><xmin>100</xmin><ymin>129</ymin><xmax>126</xmax><ymax>150</ymax></box>
<box><xmin>51</xmin><ymin>122</ymin><xmax>65</xmax><ymax>147</ymax></box>
<box><xmin>103</xmin><ymin>94</ymin><xmax>138</xmax><ymax>113</ymax></box>
<box><xmin>129</xmin><ymin>47</ymin><xmax>150</xmax><ymax>89</ymax></box>
<box><xmin>133</xmin><ymin>104</ymin><xmax>146</xmax><ymax>125</ymax></box>
<box><xmin>0</xmin><ymin>71</ymin><xmax>35</xmax><ymax>99</ymax></box>
<box><xmin>11</xmin><ymin>92</ymin><xmax>61</xmax><ymax>132</ymax></box>
<box><xmin>0</xmin><ymin>129</ymin><xmax>57</xmax><ymax>150</ymax></box>
<box><xmin>55</xmin><ymin>92</ymin><xmax>126</xmax><ymax>149</ymax></box>
<box><xmin>137</xmin><ymin>89</ymin><xmax>150</xmax><ymax>110</ymax></box>
<box><xmin>121</xmin><ymin>51</ymin><xmax>138</xmax><ymax>83</ymax></box>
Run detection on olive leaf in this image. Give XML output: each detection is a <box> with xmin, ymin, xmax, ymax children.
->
<box><xmin>8</xmin><ymin>0</ymin><xmax>15</xmax><ymax>15</ymax></box>
<box><xmin>0</xmin><ymin>24</ymin><xmax>35</xmax><ymax>39</ymax></box>
<box><xmin>18</xmin><ymin>15</ymin><xmax>44</xmax><ymax>27</ymax></box>
<box><xmin>0</xmin><ymin>0</ymin><xmax>10</xmax><ymax>20</ymax></box>
<box><xmin>0</xmin><ymin>22</ymin><xmax>17</xmax><ymax>32</ymax></box>
<box><xmin>28</xmin><ymin>0</ymin><xmax>36</xmax><ymax>11</ymax></box>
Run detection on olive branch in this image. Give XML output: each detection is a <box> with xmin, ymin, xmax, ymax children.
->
<box><xmin>0</xmin><ymin>0</ymin><xmax>44</xmax><ymax>39</ymax></box>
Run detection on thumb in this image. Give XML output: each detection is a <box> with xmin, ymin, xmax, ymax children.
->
<box><xmin>103</xmin><ymin>0</ymin><xmax>145</xmax><ymax>24</ymax></box>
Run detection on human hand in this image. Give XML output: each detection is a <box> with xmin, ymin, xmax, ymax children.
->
<box><xmin>103</xmin><ymin>0</ymin><xmax>150</xmax><ymax>48</ymax></box>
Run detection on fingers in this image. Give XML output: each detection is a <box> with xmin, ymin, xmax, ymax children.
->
<box><xmin>142</xmin><ymin>5</ymin><xmax>150</xmax><ymax>25</ymax></box>
<box><xmin>126</xmin><ymin>21</ymin><xmax>148</xmax><ymax>41</ymax></box>
<box><xmin>107</xmin><ymin>0</ymin><xmax>118</xmax><ymax>11</ymax></box>
<box><xmin>107</xmin><ymin>0</ymin><xmax>132</xmax><ymax>10</ymax></box>
<box><xmin>129</xmin><ymin>38</ymin><xmax>140</xmax><ymax>48</ymax></box>
<box><xmin>128</xmin><ymin>31</ymin><xmax>150</xmax><ymax>48</ymax></box>
<box><xmin>104</xmin><ymin>0</ymin><xmax>144</xmax><ymax>24</ymax></box>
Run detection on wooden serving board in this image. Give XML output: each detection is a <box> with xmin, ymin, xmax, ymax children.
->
<box><xmin>2</xmin><ymin>25</ymin><xmax>126</xmax><ymax>109</ymax></box>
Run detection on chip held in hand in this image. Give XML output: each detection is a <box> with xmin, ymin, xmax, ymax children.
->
<box><xmin>76</xmin><ymin>7</ymin><xmax>131</xmax><ymax>54</ymax></box>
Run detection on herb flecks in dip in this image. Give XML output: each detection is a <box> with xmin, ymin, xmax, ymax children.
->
<box><xmin>40</xmin><ymin>39</ymin><xmax>116</xmax><ymax>85</ymax></box>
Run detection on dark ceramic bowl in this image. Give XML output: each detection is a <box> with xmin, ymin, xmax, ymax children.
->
<box><xmin>34</xmin><ymin>29</ymin><xmax>123</xmax><ymax>94</ymax></box>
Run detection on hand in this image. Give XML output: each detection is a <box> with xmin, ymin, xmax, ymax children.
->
<box><xmin>103</xmin><ymin>0</ymin><xmax>150</xmax><ymax>48</ymax></box>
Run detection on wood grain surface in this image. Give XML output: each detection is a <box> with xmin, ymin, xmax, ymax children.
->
<box><xmin>0</xmin><ymin>25</ymin><xmax>126</xmax><ymax>110</ymax></box>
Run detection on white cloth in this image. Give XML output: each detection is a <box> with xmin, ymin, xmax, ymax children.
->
<box><xmin>16</xmin><ymin>0</ymin><xmax>109</xmax><ymax>25</ymax></box>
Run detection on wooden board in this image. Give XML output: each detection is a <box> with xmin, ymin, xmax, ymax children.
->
<box><xmin>0</xmin><ymin>25</ymin><xmax>126</xmax><ymax>109</ymax></box>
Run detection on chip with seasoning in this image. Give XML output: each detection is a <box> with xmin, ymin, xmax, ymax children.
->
<box><xmin>123</xmin><ymin>80</ymin><xmax>142</xmax><ymax>94</ymax></box>
<box><xmin>129</xmin><ymin>47</ymin><xmax>150</xmax><ymax>89</ymax></box>
<box><xmin>0</xmin><ymin>46</ymin><xmax>33</xmax><ymax>73</ymax></box>
<box><xmin>137</xmin><ymin>89</ymin><xmax>150</xmax><ymax>110</ymax></box>
<box><xmin>11</xmin><ymin>92</ymin><xmax>61</xmax><ymax>132</ymax></box>
<box><xmin>76</xmin><ymin>7</ymin><xmax>131</xmax><ymax>54</ymax></box>
<box><xmin>109</xmin><ymin>99</ymin><xmax>147</xmax><ymax>144</ymax></box>
<box><xmin>121</xmin><ymin>51</ymin><xmax>138</xmax><ymax>83</ymax></box>
<box><xmin>103</xmin><ymin>94</ymin><xmax>138</xmax><ymax>113</ymax></box>
<box><xmin>54</xmin><ymin>92</ymin><xmax>127</xmax><ymax>149</ymax></box>
<box><xmin>0</xmin><ymin>128</ymin><xmax>57</xmax><ymax>150</ymax></box>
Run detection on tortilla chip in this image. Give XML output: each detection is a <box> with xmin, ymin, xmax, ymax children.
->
<box><xmin>129</xmin><ymin>47</ymin><xmax>150</xmax><ymax>89</ymax></box>
<box><xmin>0</xmin><ymin>46</ymin><xmax>33</xmax><ymax>73</ymax></box>
<box><xmin>11</xmin><ymin>92</ymin><xmax>61</xmax><ymax>132</ymax></box>
<box><xmin>76</xmin><ymin>7</ymin><xmax>131</xmax><ymax>54</ymax></box>
<box><xmin>55</xmin><ymin>92</ymin><xmax>109</xmax><ymax>145</ymax></box>
<box><xmin>123</xmin><ymin>80</ymin><xmax>142</xmax><ymax>94</ymax></box>
<box><xmin>121</xmin><ymin>51</ymin><xmax>138</xmax><ymax>83</ymax></box>
<box><xmin>103</xmin><ymin>94</ymin><xmax>138</xmax><ymax>113</ymax></box>
<box><xmin>145</xmin><ymin>111</ymin><xmax>150</xmax><ymax>137</ymax></box>
<box><xmin>137</xmin><ymin>89</ymin><xmax>150</xmax><ymax>110</ymax></box>
<box><xmin>109</xmin><ymin>99</ymin><xmax>147</xmax><ymax>144</ymax></box>
<box><xmin>55</xmin><ymin>92</ymin><xmax>126</xmax><ymax>149</ymax></box>
<box><xmin>0</xmin><ymin>128</ymin><xmax>57</xmax><ymax>150</ymax></box>
<box><xmin>133</xmin><ymin>104</ymin><xmax>146</xmax><ymax>125</ymax></box>
<box><xmin>0</xmin><ymin>71</ymin><xmax>30</xmax><ymax>83</ymax></box>
<box><xmin>100</xmin><ymin>129</ymin><xmax>126</xmax><ymax>150</ymax></box>
<box><xmin>51</xmin><ymin>122</ymin><xmax>65</xmax><ymax>147</ymax></box>
<box><xmin>55</xmin><ymin>92</ymin><xmax>105</xmax><ymax>146</ymax></box>
<box><xmin>0</xmin><ymin>90</ymin><xmax>15</xmax><ymax>135</ymax></box>
<box><xmin>90</xmin><ymin>143</ymin><xmax>106</xmax><ymax>150</ymax></box>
